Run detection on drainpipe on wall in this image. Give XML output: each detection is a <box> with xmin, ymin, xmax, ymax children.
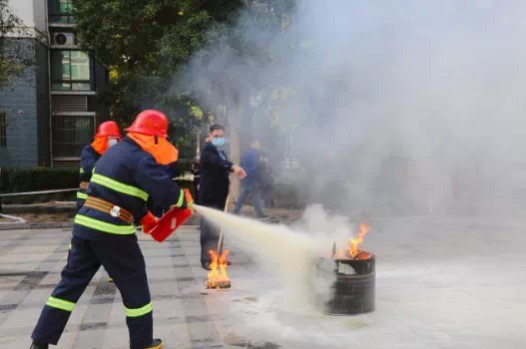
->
<box><xmin>44</xmin><ymin>0</ymin><xmax>53</xmax><ymax>167</ymax></box>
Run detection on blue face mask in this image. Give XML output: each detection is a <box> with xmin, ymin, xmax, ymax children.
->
<box><xmin>211</xmin><ymin>137</ymin><xmax>225</xmax><ymax>148</ymax></box>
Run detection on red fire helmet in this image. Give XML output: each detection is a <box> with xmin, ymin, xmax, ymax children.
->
<box><xmin>125</xmin><ymin>109</ymin><xmax>169</xmax><ymax>137</ymax></box>
<box><xmin>95</xmin><ymin>121</ymin><xmax>121</xmax><ymax>138</ymax></box>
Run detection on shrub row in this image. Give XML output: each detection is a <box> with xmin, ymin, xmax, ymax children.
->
<box><xmin>0</xmin><ymin>167</ymin><xmax>80</xmax><ymax>204</ymax></box>
<box><xmin>0</xmin><ymin>165</ymin><xmax>306</xmax><ymax>207</ymax></box>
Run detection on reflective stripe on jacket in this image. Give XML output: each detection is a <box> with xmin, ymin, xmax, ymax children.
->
<box><xmin>73</xmin><ymin>136</ymin><xmax>185</xmax><ymax>241</ymax></box>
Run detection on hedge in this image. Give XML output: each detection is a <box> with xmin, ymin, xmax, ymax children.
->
<box><xmin>0</xmin><ymin>164</ymin><xmax>307</xmax><ymax>208</ymax></box>
<box><xmin>0</xmin><ymin>167</ymin><xmax>79</xmax><ymax>204</ymax></box>
<box><xmin>0</xmin><ymin>167</ymin><xmax>198</xmax><ymax>205</ymax></box>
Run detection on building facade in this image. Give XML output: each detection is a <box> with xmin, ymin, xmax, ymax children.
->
<box><xmin>0</xmin><ymin>0</ymin><xmax>109</xmax><ymax>168</ymax></box>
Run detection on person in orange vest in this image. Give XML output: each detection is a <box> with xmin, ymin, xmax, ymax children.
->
<box><xmin>30</xmin><ymin>110</ymin><xmax>189</xmax><ymax>349</ymax></box>
<box><xmin>77</xmin><ymin>121</ymin><xmax>121</xmax><ymax>211</ymax></box>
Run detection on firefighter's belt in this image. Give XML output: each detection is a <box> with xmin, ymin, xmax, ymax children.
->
<box><xmin>79</xmin><ymin>182</ymin><xmax>89</xmax><ymax>190</ymax></box>
<box><xmin>84</xmin><ymin>196</ymin><xmax>134</xmax><ymax>224</ymax></box>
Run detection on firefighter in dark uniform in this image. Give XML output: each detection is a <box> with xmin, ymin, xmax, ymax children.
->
<box><xmin>30</xmin><ymin>110</ymin><xmax>189</xmax><ymax>349</ymax></box>
<box><xmin>77</xmin><ymin>121</ymin><xmax>121</xmax><ymax>211</ymax></box>
<box><xmin>75</xmin><ymin>121</ymin><xmax>121</xmax><ymax>283</ymax></box>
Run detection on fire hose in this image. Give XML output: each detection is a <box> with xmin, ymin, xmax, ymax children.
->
<box><xmin>0</xmin><ymin>177</ymin><xmax>193</xmax><ymax>199</ymax></box>
<box><xmin>0</xmin><ymin>188</ymin><xmax>78</xmax><ymax>223</ymax></box>
<box><xmin>0</xmin><ymin>188</ymin><xmax>78</xmax><ymax>197</ymax></box>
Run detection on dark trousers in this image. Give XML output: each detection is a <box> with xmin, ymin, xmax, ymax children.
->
<box><xmin>193</xmin><ymin>179</ymin><xmax>200</xmax><ymax>205</ymax></box>
<box><xmin>32</xmin><ymin>236</ymin><xmax>153</xmax><ymax>349</ymax></box>
<box><xmin>200</xmin><ymin>200</ymin><xmax>226</xmax><ymax>264</ymax></box>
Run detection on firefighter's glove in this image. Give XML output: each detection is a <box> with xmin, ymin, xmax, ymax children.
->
<box><xmin>185</xmin><ymin>189</ymin><xmax>194</xmax><ymax>210</ymax></box>
<box><xmin>141</xmin><ymin>211</ymin><xmax>158</xmax><ymax>234</ymax></box>
<box><xmin>177</xmin><ymin>189</ymin><xmax>194</xmax><ymax>210</ymax></box>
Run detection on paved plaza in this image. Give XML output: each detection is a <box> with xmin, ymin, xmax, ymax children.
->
<box><xmin>0</xmin><ymin>217</ymin><xmax>524</xmax><ymax>348</ymax></box>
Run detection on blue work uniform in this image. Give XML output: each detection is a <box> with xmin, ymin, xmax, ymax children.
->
<box><xmin>31</xmin><ymin>136</ymin><xmax>185</xmax><ymax>349</ymax></box>
<box><xmin>233</xmin><ymin>147</ymin><xmax>265</xmax><ymax>217</ymax></box>
<box><xmin>76</xmin><ymin>145</ymin><xmax>101</xmax><ymax>211</ymax></box>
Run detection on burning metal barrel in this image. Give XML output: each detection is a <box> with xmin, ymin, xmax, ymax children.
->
<box><xmin>317</xmin><ymin>222</ymin><xmax>375</xmax><ymax>315</ymax></box>
<box><xmin>323</xmin><ymin>252</ymin><xmax>375</xmax><ymax>315</ymax></box>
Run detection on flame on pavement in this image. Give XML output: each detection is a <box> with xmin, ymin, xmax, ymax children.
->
<box><xmin>207</xmin><ymin>249</ymin><xmax>230</xmax><ymax>288</ymax></box>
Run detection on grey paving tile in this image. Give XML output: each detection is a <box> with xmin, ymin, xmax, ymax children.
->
<box><xmin>1</xmin><ymin>219</ymin><xmax>524</xmax><ymax>348</ymax></box>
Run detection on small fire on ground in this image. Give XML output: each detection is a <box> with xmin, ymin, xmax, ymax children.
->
<box><xmin>334</xmin><ymin>223</ymin><xmax>372</xmax><ymax>260</ymax></box>
<box><xmin>207</xmin><ymin>249</ymin><xmax>231</xmax><ymax>289</ymax></box>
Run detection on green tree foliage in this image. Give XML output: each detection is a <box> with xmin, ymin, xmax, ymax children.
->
<box><xmin>0</xmin><ymin>0</ymin><xmax>34</xmax><ymax>87</ymax></box>
<box><xmin>71</xmin><ymin>0</ymin><xmax>244</xmax><ymax>145</ymax></box>
<box><xmin>71</xmin><ymin>0</ymin><xmax>298</xmax><ymax>158</ymax></box>
<box><xmin>182</xmin><ymin>0</ymin><xmax>297</xmax><ymax>148</ymax></box>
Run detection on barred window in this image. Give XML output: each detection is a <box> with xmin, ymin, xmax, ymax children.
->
<box><xmin>52</xmin><ymin>114</ymin><xmax>94</xmax><ymax>157</ymax></box>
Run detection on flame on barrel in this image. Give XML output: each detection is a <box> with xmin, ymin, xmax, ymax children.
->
<box><xmin>334</xmin><ymin>223</ymin><xmax>371</xmax><ymax>260</ymax></box>
<box><xmin>350</xmin><ymin>223</ymin><xmax>371</xmax><ymax>258</ymax></box>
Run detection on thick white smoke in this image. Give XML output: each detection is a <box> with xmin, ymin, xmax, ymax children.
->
<box><xmin>194</xmin><ymin>204</ymin><xmax>340</xmax><ymax>313</ymax></box>
<box><xmin>178</xmin><ymin>0</ymin><xmax>526</xmax><ymax>217</ymax></box>
<box><xmin>180</xmin><ymin>0</ymin><xmax>526</xmax><ymax>319</ymax></box>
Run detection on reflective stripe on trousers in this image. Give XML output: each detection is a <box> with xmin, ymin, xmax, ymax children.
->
<box><xmin>46</xmin><ymin>296</ymin><xmax>75</xmax><ymax>312</ymax></box>
<box><xmin>125</xmin><ymin>302</ymin><xmax>153</xmax><ymax>317</ymax></box>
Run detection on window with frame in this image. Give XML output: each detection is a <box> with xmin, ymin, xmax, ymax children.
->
<box><xmin>52</xmin><ymin>114</ymin><xmax>94</xmax><ymax>157</ymax></box>
<box><xmin>48</xmin><ymin>0</ymin><xmax>75</xmax><ymax>24</ymax></box>
<box><xmin>51</xmin><ymin>50</ymin><xmax>92</xmax><ymax>91</ymax></box>
<box><xmin>0</xmin><ymin>112</ymin><xmax>7</xmax><ymax>149</ymax></box>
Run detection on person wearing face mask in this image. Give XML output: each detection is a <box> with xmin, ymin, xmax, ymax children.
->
<box><xmin>30</xmin><ymin>110</ymin><xmax>190</xmax><ymax>349</ymax></box>
<box><xmin>76</xmin><ymin>121</ymin><xmax>121</xmax><ymax>211</ymax></box>
<box><xmin>199</xmin><ymin>124</ymin><xmax>247</xmax><ymax>270</ymax></box>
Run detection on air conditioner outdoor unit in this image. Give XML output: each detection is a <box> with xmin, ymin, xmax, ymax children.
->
<box><xmin>52</xmin><ymin>32</ymin><xmax>77</xmax><ymax>46</ymax></box>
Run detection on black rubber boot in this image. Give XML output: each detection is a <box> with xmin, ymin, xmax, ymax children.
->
<box><xmin>29</xmin><ymin>342</ymin><xmax>48</xmax><ymax>349</ymax></box>
<box><xmin>145</xmin><ymin>338</ymin><xmax>163</xmax><ymax>349</ymax></box>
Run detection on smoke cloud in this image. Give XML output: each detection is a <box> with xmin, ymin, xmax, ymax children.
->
<box><xmin>179</xmin><ymin>0</ymin><xmax>526</xmax><ymax>215</ymax></box>
<box><xmin>183</xmin><ymin>3</ymin><xmax>526</xmax><ymax>344</ymax></box>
